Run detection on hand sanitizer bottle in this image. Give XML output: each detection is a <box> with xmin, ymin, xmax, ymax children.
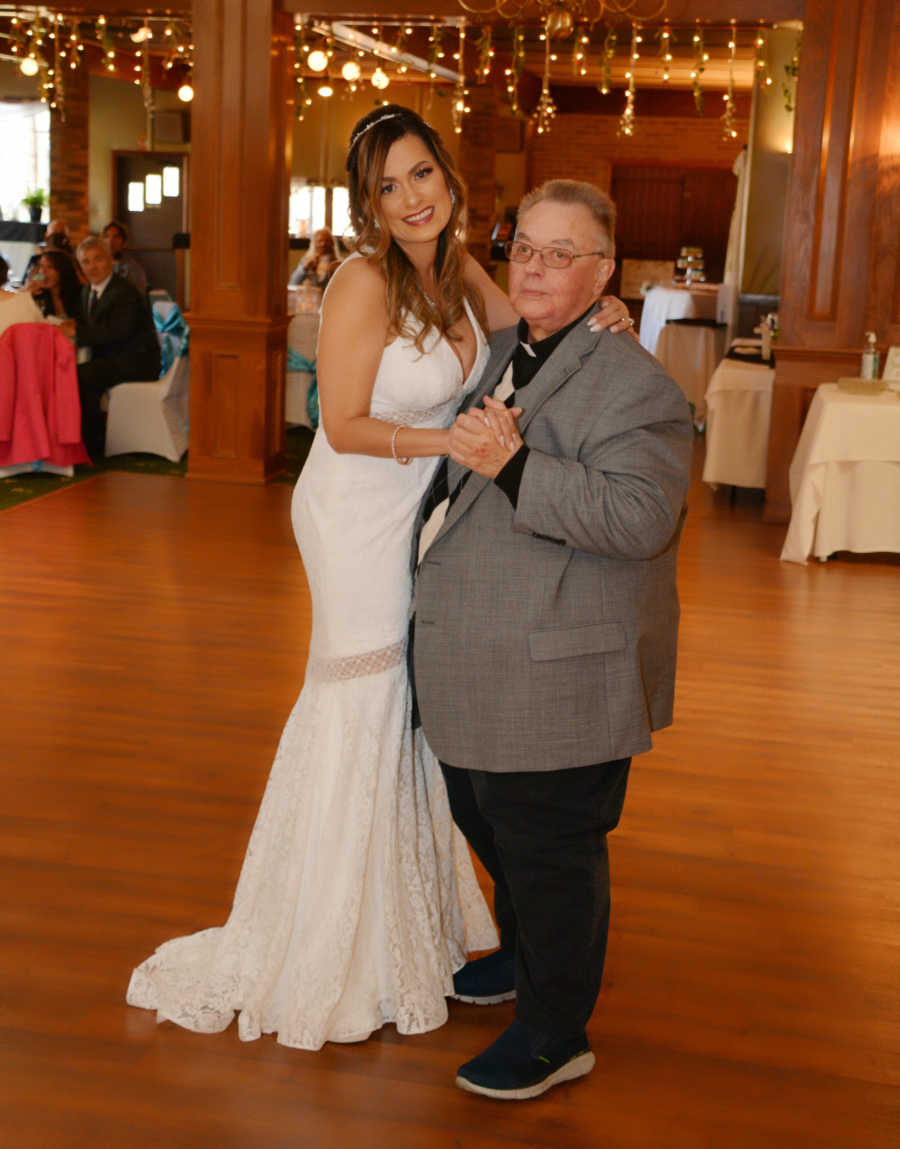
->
<box><xmin>861</xmin><ymin>332</ymin><xmax>880</xmax><ymax>380</ymax></box>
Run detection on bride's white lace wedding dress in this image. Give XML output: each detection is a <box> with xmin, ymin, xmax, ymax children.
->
<box><xmin>127</xmin><ymin>262</ymin><xmax>497</xmax><ymax>1050</ymax></box>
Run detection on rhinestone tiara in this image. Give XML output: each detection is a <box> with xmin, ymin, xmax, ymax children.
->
<box><xmin>348</xmin><ymin>111</ymin><xmax>403</xmax><ymax>154</ymax></box>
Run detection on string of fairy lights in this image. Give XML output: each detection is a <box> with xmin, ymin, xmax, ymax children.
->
<box><xmin>288</xmin><ymin>16</ymin><xmax>797</xmax><ymax>140</ymax></box>
<box><xmin>0</xmin><ymin>10</ymin><xmax>798</xmax><ymax>140</ymax></box>
<box><xmin>0</xmin><ymin>9</ymin><xmax>194</xmax><ymax>119</ymax></box>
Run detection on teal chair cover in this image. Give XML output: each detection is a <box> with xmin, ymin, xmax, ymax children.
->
<box><xmin>287</xmin><ymin>349</ymin><xmax>319</xmax><ymax>429</ymax></box>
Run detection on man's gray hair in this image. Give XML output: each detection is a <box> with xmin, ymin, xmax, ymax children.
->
<box><xmin>76</xmin><ymin>234</ymin><xmax>109</xmax><ymax>259</ymax></box>
<box><xmin>518</xmin><ymin>180</ymin><xmax>617</xmax><ymax>257</ymax></box>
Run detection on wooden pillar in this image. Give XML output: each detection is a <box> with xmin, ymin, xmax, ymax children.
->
<box><xmin>187</xmin><ymin>0</ymin><xmax>293</xmax><ymax>483</ymax></box>
<box><xmin>50</xmin><ymin>63</ymin><xmax>89</xmax><ymax>238</ymax></box>
<box><xmin>764</xmin><ymin>0</ymin><xmax>900</xmax><ymax>520</ymax></box>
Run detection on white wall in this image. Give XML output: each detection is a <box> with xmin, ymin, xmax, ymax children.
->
<box><xmin>88</xmin><ymin>75</ymin><xmax>190</xmax><ymax>232</ymax></box>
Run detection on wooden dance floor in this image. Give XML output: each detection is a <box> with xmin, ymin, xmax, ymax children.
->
<box><xmin>2</xmin><ymin>456</ymin><xmax>899</xmax><ymax>1148</ymax></box>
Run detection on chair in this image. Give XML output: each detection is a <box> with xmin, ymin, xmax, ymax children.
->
<box><xmin>104</xmin><ymin>353</ymin><xmax>189</xmax><ymax>462</ymax></box>
<box><xmin>0</xmin><ymin>321</ymin><xmax>90</xmax><ymax>476</ymax></box>
<box><xmin>103</xmin><ymin>301</ymin><xmax>190</xmax><ymax>462</ymax></box>
<box><xmin>285</xmin><ymin>311</ymin><xmax>319</xmax><ymax>429</ymax></box>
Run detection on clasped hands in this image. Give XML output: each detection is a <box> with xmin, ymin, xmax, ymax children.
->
<box><xmin>448</xmin><ymin>395</ymin><xmax>523</xmax><ymax>479</ymax></box>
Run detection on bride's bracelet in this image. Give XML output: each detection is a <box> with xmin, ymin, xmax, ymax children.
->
<box><xmin>391</xmin><ymin>425</ymin><xmax>411</xmax><ymax>466</ymax></box>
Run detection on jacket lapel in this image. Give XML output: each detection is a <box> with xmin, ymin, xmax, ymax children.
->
<box><xmin>437</xmin><ymin>307</ymin><xmax>604</xmax><ymax>538</ymax></box>
<box><xmin>85</xmin><ymin>278</ymin><xmax>117</xmax><ymax>324</ymax></box>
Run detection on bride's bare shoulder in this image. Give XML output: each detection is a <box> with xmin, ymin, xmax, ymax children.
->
<box><xmin>326</xmin><ymin>253</ymin><xmax>385</xmax><ymax>305</ymax></box>
<box><xmin>320</xmin><ymin>255</ymin><xmax>389</xmax><ymax>344</ymax></box>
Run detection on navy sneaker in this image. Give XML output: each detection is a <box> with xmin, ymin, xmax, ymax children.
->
<box><xmin>451</xmin><ymin>948</ymin><xmax>516</xmax><ymax>1005</ymax></box>
<box><xmin>456</xmin><ymin>1019</ymin><xmax>594</xmax><ymax>1100</ymax></box>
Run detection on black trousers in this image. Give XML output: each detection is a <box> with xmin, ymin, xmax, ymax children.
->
<box><xmin>441</xmin><ymin>757</ymin><xmax>630</xmax><ymax>1039</ymax></box>
<box><xmin>77</xmin><ymin>359</ymin><xmax>126</xmax><ymax>457</ymax></box>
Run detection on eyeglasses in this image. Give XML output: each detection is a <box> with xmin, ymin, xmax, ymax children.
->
<box><xmin>504</xmin><ymin>239</ymin><xmax>609</xmax><ymax>270</ymax></box>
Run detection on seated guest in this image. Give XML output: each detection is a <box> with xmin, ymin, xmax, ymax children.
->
<box><xmin>23</xmin><ymin>218</ymin><xmax>75</xmax><ymax>281</ymax></box>
<box><xmin>45</xmin><ymin>225</ymin><xmax>76</xmax><ymax>259</ymax></box>
<box><xmin>61</xmin><ymin>236</ymin><xmax>160</xmax><ymax>457</ymax></box>
<box><xmin>289</xmin><ymin>227</ymin><xmax>340</xmax><ymax>289</ymax></box>
<box><xmin>102</xmin><ymin>220</ymin><xmax>148</xmax><ymax>294</ymax></box>
<box><xmin>25</xmin><ymin>250</ymin><xmax>84</xmax><ymax>321</ymax></box>
<box><xmin>0</xmin><ymin>285</ymin><xmax>44</xmax><ymax>334</ymax></box>
<box><xmin>1</xmin><ymin>255</ymin><xmax>45</xmax><ymax>332</ymax></box>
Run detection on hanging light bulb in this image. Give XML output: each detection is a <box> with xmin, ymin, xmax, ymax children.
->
<box><xmin>341</xmin><ymin>60</ymin><xmax>361</xmax><ymax>82</ymax></box>
<box><xmin>307</xmin><ymin>48</ymin><xmax>328</xmax><ymax>72</ymax></box>
<box><xmin>317</xmin><ymin>83</ymin><xmax>334</xmax><ymax>98</ymax></box>
<box><xmin>371</xmin><ymin>66</ymin><xmax>389</xmax><ymax>90</ymax></box>
<box><xmin>20</xmin><ymin>56</ymin><xmax>40</xmax><ymax>76</ymax></box>
<box><xmin>177</xmin><ymin>81</ymin><xmax>194</xmax><ymax>102</ymax></box>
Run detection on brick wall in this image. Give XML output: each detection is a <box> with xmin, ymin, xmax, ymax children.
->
<box><xmin>528</xmin><ymin>112</ymin><xmax>749</xmax><ymax>189</ymax></box>
<box><xmin>49</xmin><ymin>64</ymin><xmax>90</xmax><ymax>239</ymax></box>
<box><xmin>459</xmin><ymin>85</ymin><xmax>497</xmax><ymax>264</ymax></box>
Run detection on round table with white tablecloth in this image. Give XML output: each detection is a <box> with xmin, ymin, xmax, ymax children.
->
<box><xmin>780</xmin><ymin>384</ymin><xmax>900</xmax><ymax>564</ymax></box>
<box><xmin>654</xmin><ymin>320</ymin><xmax>727</xmax><ymax>422</ymax></box>
<box><xmin>702</xmin><ymin>349</ymin><xmax>775</xmax><ymax>489</ymax></box>
<box><xmin>638</xmin><ymin>284</ymin><xmax>720</xmax><ymax>355</ymax></box>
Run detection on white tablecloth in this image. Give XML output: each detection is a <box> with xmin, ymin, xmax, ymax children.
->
<box><xmin>780</xmin><ymin>384</ymin><xmax>900</xmax><ymax>564</ymax></box>
<box><xmin>638</xmin><ymin>285</ymin><xmax>719</xmax><ymax>355</ymax></box>
<box><xmin>654</xmin><ymin>322</ymin><xmax>727</xmax><ymax>418</ymax></box>
<box><xmin>702</xmin><ymin>353</ymin><xmax>775</xmax><ymax>488</ymax></box>
<box><xmin>286</xmin><ymin>311</ymin><xmax>318</xmax><ymax>428</ymax></box>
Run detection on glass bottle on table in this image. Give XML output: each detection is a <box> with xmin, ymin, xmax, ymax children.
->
<box><xmin>860</xmin><ymin>331</ymin><xmax>880</xmax><ymax>380</ymax></box>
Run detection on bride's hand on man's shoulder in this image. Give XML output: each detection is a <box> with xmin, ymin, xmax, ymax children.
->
<box><xmin>588</xmin><ymin>296</ymin><xmax>637</xmax><ymax>337</ymax></box>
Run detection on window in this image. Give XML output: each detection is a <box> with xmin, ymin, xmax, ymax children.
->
<box><xmin>289</xmin><ymin>181</ymin><xmax>352</xmax><ymax>242</ymax></box>
<box><xmin>0</xmin><ymin>102</ymin><xmax>50</xmax><ymax>221</ymax></box>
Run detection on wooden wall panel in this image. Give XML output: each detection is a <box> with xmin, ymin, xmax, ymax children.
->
<box><xmin>765</xmin><ymin>0</ymin><xmax>900</xmax><ymax>521</ymax></box>
<box><xmin>611</xmin><ymin>166</ymin><xmax>736</xmax><ymax>284</ymax></box>
<box><xmin>807</xmin><ymin>4</ymin><xmax>859</xmax><ymax>323</ymax></box>
<box><xmin>870</xmin><ymin>8</ymin><xmax>900</xmax><ymax>333</ymax></box>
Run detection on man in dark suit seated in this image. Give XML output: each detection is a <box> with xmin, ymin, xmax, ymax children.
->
<box><xmin>61</xmin><ymin>235</ymin><xmax>161</xmax><ymax>457</ymax></box>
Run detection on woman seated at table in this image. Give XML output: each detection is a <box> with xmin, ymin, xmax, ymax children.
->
<box><xmin>24</xmin><ymin>249</ymin><xmax>84</xmax><ymax>322</ymax></box>
<box><xmin>289</xmin><ymin>227</ymin><xmax>341</xmax><ymax>289</ymax></box>
<box><xmin>0</xmin><ymin>257</ymin><xmax>44</xmax><ymax>335</ymax></box>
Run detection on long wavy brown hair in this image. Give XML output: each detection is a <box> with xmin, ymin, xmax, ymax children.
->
<box><xmin>345</xmin><ymin>104</ymin><xmax>486</xmax><ymax>354</ymax></box>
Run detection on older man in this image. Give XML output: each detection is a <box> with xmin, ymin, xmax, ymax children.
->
<box><xmin>412</xmin><ymin>180</ymin><xmax>692</xmax><ymax>1100</ymax></box>
<box><xmin>63</xmin><ymin>236</ymin><xmax>160</xmax><ymax>456</ymax></box>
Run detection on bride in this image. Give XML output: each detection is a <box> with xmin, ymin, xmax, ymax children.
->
<box><xmin>127</xmin><ymin>104</ymin><xmax>632</xmax><ymax>1050</ymax></box>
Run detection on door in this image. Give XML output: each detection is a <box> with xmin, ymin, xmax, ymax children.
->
<box><xmin>112</xmin><ymin>152</ymin><xmax>188</xmax><ymax>299</ymax></box>
<box><xmin>611</xmin><ymin>165</ymin><xmax>737</xmax><ymax>285</ymax></box>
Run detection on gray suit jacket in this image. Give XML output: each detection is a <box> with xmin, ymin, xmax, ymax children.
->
<box><xmin>412</xmin><ymin>307</ymin><xmax>693</xmax><ymax>773</ymax></box>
